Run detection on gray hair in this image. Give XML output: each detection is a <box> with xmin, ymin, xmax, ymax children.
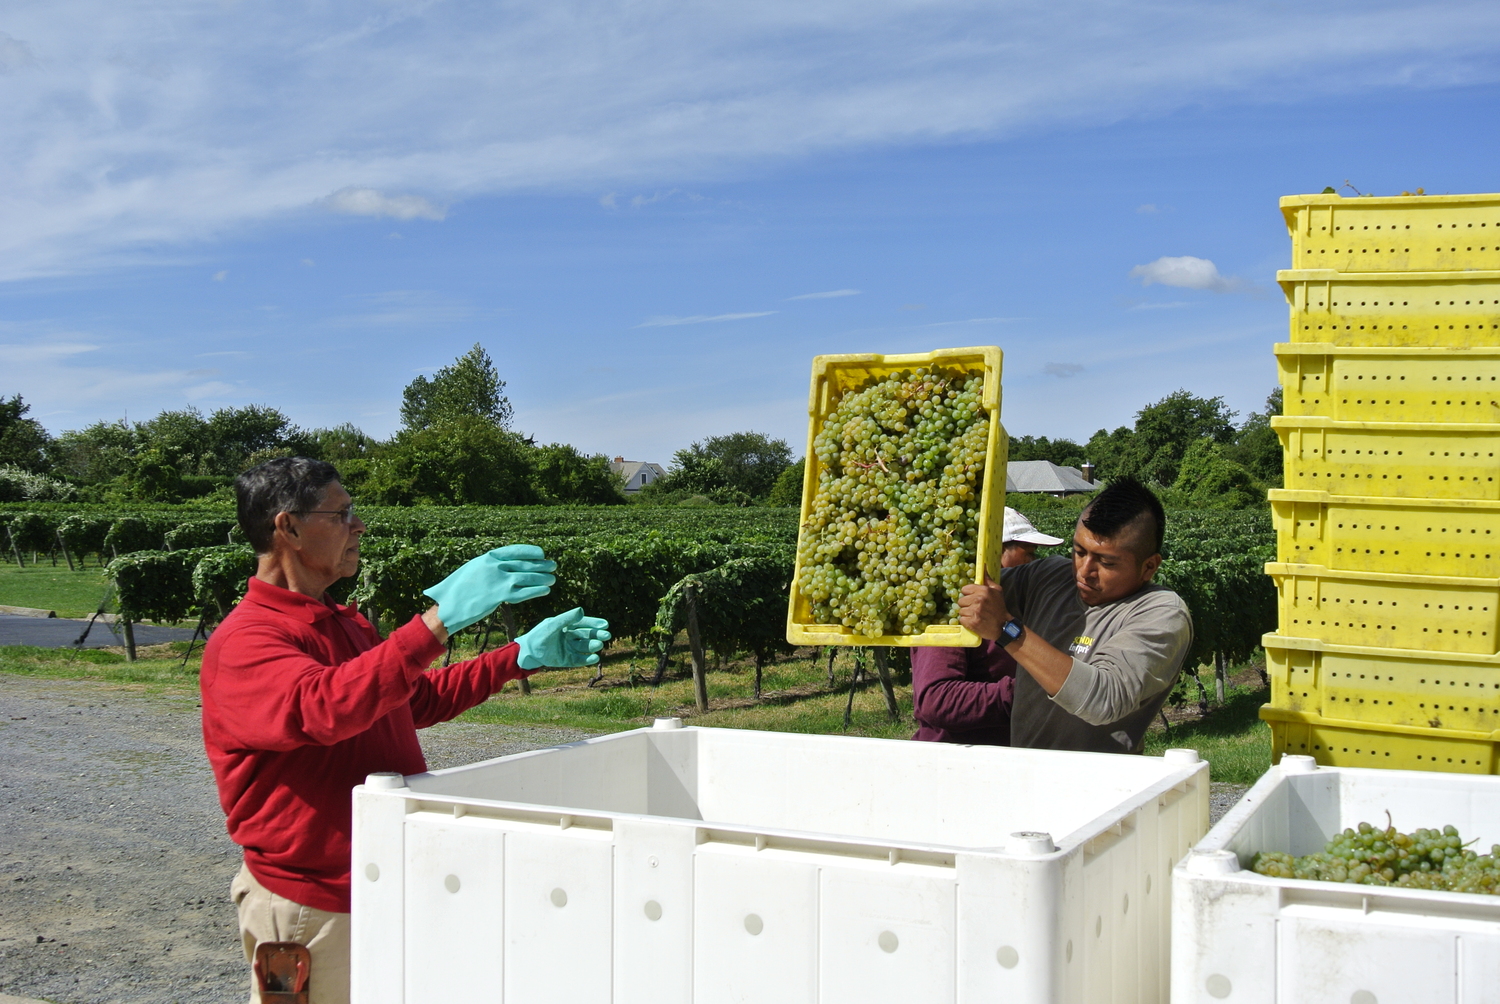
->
<box><xmin>234</xmin><ymin>457</ymin><xmax>342</xmax><ymax>554</ymax></box>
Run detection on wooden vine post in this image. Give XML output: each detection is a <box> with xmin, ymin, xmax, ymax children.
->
<box><xmin>500</xmin><ymin>604</ymin><xmax>530</xmax><ymax>694</ymax></box>
<box><xmin>871</xmin><ymin>647</ymin><xmax>900</xmax><ymax>722</ymax></box>
<box><xmin>684</xmin><ymin>583</ymin><xmax>709</xmax><ymax>714</ymax></box>
<box><xmin>122</xmin><ymin>620</ymin><xmax>137</xmax><ymax>662</ymax></box>
<box><xmin>55</xmin><ymin>530</ymin><xmax>74</xmax><ymax>572</ymax></box>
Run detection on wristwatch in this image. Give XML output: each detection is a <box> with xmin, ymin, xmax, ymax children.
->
<box><xmin>999</xmin><ymin>619</ymin><xmax>1024</xmax><ymax>645</ymax></box>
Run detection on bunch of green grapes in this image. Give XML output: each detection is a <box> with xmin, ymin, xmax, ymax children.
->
<box><xmin>1253</xmin><ymin>818</ymin><xmax>1500</xmax><ymax>895</ymax></box>
<box><xmin>796</xmin><ymin>365</ymin><xmax>989</xmax><ymax>637</ymax></box>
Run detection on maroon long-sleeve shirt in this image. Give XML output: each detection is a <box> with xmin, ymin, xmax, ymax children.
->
<box><xmin>200</xmin><ymin>577</ymin><xmax>529</xmax><ymax>913</ymax></box>
<box><xmin>910</xmin><ymin>640</ymin><xmax>1016</xmax><ymax>745</ymax></box>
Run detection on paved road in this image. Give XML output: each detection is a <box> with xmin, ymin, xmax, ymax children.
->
<box><xmin>0</xmin><ymin>615</ymin><xmax>201</xmax><ymax>650</ymax></box>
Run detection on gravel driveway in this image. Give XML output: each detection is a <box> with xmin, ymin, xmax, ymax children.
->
<box><xmin>0</xmin><ymin>676</ymin><xmax>593</xmax><ymax>1004</ymax></box>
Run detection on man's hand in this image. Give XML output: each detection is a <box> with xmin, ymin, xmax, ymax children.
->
<box><xmin>957</xmin><ymin>575</ymin><xmax>1011</xmax><ymax>642</ymax></box>
<box><xmin>516</xmin><ymin>608</ymin><xmax>613</xmax><ymax>669</ymax></box>
<box><xmin>423</xmin><ymin>544</ymin><xmax>557</xmax><ymax>634</ymax></box>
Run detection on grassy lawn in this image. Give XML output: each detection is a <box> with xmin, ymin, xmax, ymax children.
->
<box><xmin>0</xmin><ymin>631</ymin><xmax>1275</xmax><ymax>781</ymax></box>
<box><xmin>0</xmin><ymin>563</ymin><xmax>113</xmax><ymax>617</ymax></box>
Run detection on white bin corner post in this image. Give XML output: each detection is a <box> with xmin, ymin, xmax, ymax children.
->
<box><xmin>352</xmin><ymin>772</ymin><xmax>409</xmax><ymax>1004</ymax></box>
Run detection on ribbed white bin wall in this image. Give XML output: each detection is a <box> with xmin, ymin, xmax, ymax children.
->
<box><xmin>1172</xmin><ymin>756</ymin><xmax>1500</xmax><ymax>1003</ymax></box>
<box><xmin>351</xmin><ymin>723</ymin><xmax>1208</xmax><ymax>1004</ymax></box>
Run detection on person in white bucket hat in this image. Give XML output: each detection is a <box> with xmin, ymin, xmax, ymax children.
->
<box><xmin>909</xmin><ymin>507</ymin><xmax>1062</xmax><ymax>746</ymax></box>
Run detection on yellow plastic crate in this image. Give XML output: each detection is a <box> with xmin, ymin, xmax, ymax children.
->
<box><xmin>1274</xmin><ymin>415</ymin><xmax>1500</xmax><ymax>501</ymax></box>
<box><xmin>1277</xmin><ymin>342</ymin><xmax>1500</xmax><ymax>423</ymax></box>
<box><xmin>1267</xmin><ymin>561</ymin><xmax>1500</xmax><ymax>656</ymax></box>
<box><xmin>1264</xmin><ymin>705</ymin><xmax>1500</xmax><ymax>775</ymax></box>
<box><xmin>1271</xmin><ymin>489</ymin><xmax>1500</xmax><ymax>578</ymax></box>
<box><xmin>1265</xmin><ymin>633</ymin><xmax>1500</xmax><ymax>734</ymax></box>
<box><xmin>1281</xmin><ymin>192</ymin><xmax>1500</xmax><ymax>273</ymax></box>
<box><xmin>786</xmin><ymin>346</ymin><xmax>1006</xmax><ymax>648</ymax></box>
<box><xmin>1279</xmin><ymin>269</ymin><xmax>1500</xmax><ymax>347</ymax></box>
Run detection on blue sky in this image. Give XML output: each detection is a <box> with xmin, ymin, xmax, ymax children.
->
<box><xmin>4</xmin><ymin>1</ymin><xmax>1500</xmax><ymax>464</ymax></box>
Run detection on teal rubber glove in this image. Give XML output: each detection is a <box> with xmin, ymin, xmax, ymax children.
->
<box><xmin>516</xmin><ymin>608</ymin><xmax>612</xmax><ymax>669</ymax></box>
<box><xmin>423</xmin><ymin>544</ymin><xmax>557</xmax><ymax>633</ymax></box>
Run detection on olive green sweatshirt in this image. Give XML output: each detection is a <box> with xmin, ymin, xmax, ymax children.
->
<box><xmin>1001</xmin><ymin>556</ymin><xmax>1193</xmax><ymax>754</ymax></box>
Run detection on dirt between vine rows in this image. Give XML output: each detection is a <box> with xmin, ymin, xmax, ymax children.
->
<box><xmin>0</xmin><ymin>675</ymin><xmax>1248</xmax><ymax>1004</ymax></box>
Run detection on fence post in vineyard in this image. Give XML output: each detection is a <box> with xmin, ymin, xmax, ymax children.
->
<box><xmin>122</xmin><ymin>620</ymin><xmax>137</xmax><ymax>662</ymax></box>
<box><xmin>56</xmin><ymin>531</ymin><xmax>74</xmax><ymax>572</ymax></box>
<box><xmin>8</xmin><ymin>529</ymin><xmax>24</xmax><ymax>568</ymax></box>
<box><xmin>684</xmin><ymin>583</ymin><xmax>709</xmax><ymax>714</ymax></box>
<box><xmin>1214</xmin><ymin>651</ymin><xmax>1226</xmax><ymax>704</ymax></box>
<box><xmin>500</xmin><ymin>604</ymin><xmax>530</xmax><ymax>695</ymax></box>
<box><xmin>871</xmin><ymin>647</ymin><xmax>900</xmax><ymax>722</ymax></box>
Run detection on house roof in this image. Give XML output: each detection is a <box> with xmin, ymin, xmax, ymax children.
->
<box><xmin>1005</xmin><ymin>460</ymin><xmax>1098</xmax><ymax>494</ymax></box>
<box><xmin>609</xmin><ymin>460</ymin><xmax>667</xmax><ymax>483</ymax></box>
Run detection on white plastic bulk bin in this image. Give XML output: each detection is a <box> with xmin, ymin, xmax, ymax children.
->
<box><xmin>352</xmin><ymin>723</ymin><xmax>1209</xmax><ymax>1004</ymax></box>
<box><xmin>1173</xmin><ymin>756</ymin><xmax>1500</xmax><ymax>1004</ymax></box>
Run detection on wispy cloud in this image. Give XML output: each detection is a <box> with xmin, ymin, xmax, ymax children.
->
<box><xmin>922</xmin><ymin>317</ymin><xmax>1027</xmax><ymax>327</ymax></box>
<box><xmin>1044</xmin><ymin>362</ymin><xmax>1085</xmax><ymax>378</ymax></box>
<box><xmin>787</xmin><ymin>289</ymin><xmax>860</xmax><ymax>301</ymax></box>
<box><xmin>322</xmin><ymin>187</ymin><xmax>446</xmax><ymax>221</ymax></box>
<box><xmin>2</xmin><ymin>3</ymin><xmax>1500</xmax><ymax>280</ymax></box>
<box><xmin>212</xmin><ymin>270</ymin><xmax>228</xmax><ymax>281</ymax></box>
<box><xmin>2</xmin><ymin>3</ymin><xmax>1500</xmax><ymax>279</ymax></box>
<box><xmin>1129</xmin><ymin>256</ymin><xmax>1246</xmax><ymax>293</ymax></box>
<box><xmin>1126</xmin><ymin>300</ymin><xmax>1191</xmax><ymax>311</ymax></box>
<box><xmin>636</xmin><ymin>311</ymin><xmax>776</xmax><ymax>328</ymax></box>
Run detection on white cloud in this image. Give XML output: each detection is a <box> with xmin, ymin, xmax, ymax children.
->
<box><xmin>787</xmin><ymin>289</ymin><xmax>860</xmax><ymax>300</ymax></box>
<box><xmin>598</xmin><ymin>192</ymin><xmax>617</xmax><ymax>208</ymax></box>
<box><xmin>1</xmin><ymin>2</ymin><xmax>1500</xmax><ymax>279</ymax></box>
<box><xmin>1044</xmin><ymin>362</ymin><xmax>1085</xmax><ymax>378</ymax></box>
<box><xmin>0</xmin><ymin>32</ymin><xmax>35</xmax><ymax>73</ymax></box>
<box><xmin>922</xmin><ymin>316</ymin><xmax>1027</xmax><ymax>327</ymax></box>
<box><xmin>301</xmin><ymin>258</ymin><xmax>315</xmax><ymax>267</ymax></box>
<box><xmin>1136</xmin><ymin>203</ymin><xmax>1158</xmax><ymax>214</ymax></box>
<box><xmin>636</xmin><ymin>311</ymin><xmax>777</xmax><ymax>327</ymax></box>
<box><xmin>212</xmin><ymin>269</ymin><xmax>228</xmax><ymax>281</ymax></box>
<box><xmin>1129</xmin><ymin>256</ymin><xmax>1244</xmax><ymax>293</ymax></box>
<box><xmin>322</xmin><ymin>187</ymin><xmax>446</xmax><ymax>221</ymax></box>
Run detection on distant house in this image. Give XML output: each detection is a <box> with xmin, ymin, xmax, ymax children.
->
<box><xmin>1005</xmin><ymin>460</ymin><xmax>1099</xmax><ymax>497</ymax></box>
<box><xmin>610</xmin><ymin>457</ymin><xmax>668</xmax><ymax>494</ymax></box>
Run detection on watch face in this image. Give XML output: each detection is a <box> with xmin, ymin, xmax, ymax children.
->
<box><xmin>1001</xmin><ymin>621</ymin><xmax>1022</xmax><ymax>641</ymax></box>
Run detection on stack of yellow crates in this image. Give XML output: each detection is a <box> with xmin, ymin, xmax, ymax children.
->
<box><xmin>1261</xmin><ymin>192</ymin><xmax>1500</xmax><ymax>774</ymax></box>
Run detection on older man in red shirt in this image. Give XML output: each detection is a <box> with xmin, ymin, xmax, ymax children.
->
<box><xmin>201</xmin><ymin>457</ymin><xmax>608</xmax><ymax>1004</ymax></box>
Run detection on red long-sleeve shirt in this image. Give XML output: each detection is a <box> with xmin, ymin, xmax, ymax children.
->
<box><xmin>200</xmin><ymin>577</ymin><xmax>528</xmax><ymax>913</ymax></box>
<box><xmin>910</xmin><ymin>640</ymin><xmax>1016</xmax><ymax>746</ymax></box>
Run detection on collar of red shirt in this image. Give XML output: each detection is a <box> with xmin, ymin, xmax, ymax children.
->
<box><xmin>242</xmin><ymin>576</ymin><xmax>360</xmax><ymax>625</ymax></box>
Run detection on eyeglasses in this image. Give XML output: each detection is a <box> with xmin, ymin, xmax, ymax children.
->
<box><xmin>292</xmin><ymin>504</ymin><xmax>357</xmax><ymax>525</ymax></box>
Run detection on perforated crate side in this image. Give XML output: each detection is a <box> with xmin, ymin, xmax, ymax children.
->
<box><xmin>1279</xmin><ymin>268</ymin><xmax>1500</xmax><ymax>347</ymax></box>
<box><xmin>1276</xmin><ymin>343</ymin><xmax>1500</xmax><ymax>424</ymax></box>
<box><xmin>1270</xmin><ymin>489</ymin><xmax>1500</xmax><ymax>578</ymax></box>
<box><xmin>1273</xmin><ymin>416</ymin><xmax>1500</xmax><ymax>501</ymax></box>
<box><xmin>1266</xmin><ymin>561</ymin><xmax>1500</xmax><ymax>656</ymax></box>
<box><xmin>1282</xmin><ymin>192</ymin><xmax>1500</xmax><ymax>273</ymax></box>
<box><xmin>1263</xmin><ymin>705</ymin><xmax>1500</xmax><ymax>774</ymax></box>
<box><xmin>1264</xmin><ymin>632</ymin><xmax>1500</xmax><ymax>735</ymax></box>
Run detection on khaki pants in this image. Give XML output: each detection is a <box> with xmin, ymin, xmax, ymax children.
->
<box><xmin>231</xmin><ymin>862</ymin><xmax>351</xmax><ymax>1004</ymax></box>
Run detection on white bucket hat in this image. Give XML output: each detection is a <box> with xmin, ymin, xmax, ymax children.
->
<box><xmin>1003</xmin><ymin>507</ymin><xmax>1065</xmax><ymax>546</ymax></box>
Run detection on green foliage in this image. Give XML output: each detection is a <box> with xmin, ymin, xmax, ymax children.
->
<box><xmin>0</xmin><ymin>396</ymin><xmax>53</xmax><ymax>473</ymax></box>
<box><xmin>58</xmin><ymin>515</ymin><xmax>111</xmax><ymax>563</ymax></box>
<box><xmin>641</xmin><ymin>431</ymin><xmax>793</xmax><ymax>504</ymax></box>
<box><xmin>6</xmin><ymin>512</ymin><xmax>54</xmax><ymax>554</ymax></box>
<box><xmin>652</xmin><ymin>556</ymin><xmax>795</xmax><ymax>665</ymax></box>
<box><xmin>191</xmin><ymin>545</ymin><xmax>257</xmax><ymax>618</ymax></box>
<box><xmin>1227</xmin><ymin>386</ymin><xmax>1284</xmax><ymax>486</ymax></box>
<box><xmin>400</xmin><ymin>343</ymin><xmax>513</xmax><ymax>431</ymax></box>
<box><xmin>104</xmin><ymin>517</ymin><xmax>163</xmax><ymax>555</ymax></box>
<box><xmin>767</xmin><ymin>458</ymin><xmax>805</xmax><ymax>507</ymax></box>
<box><xmin>1008</xmin><ymin>435</ymin><xmax>1087</xmax><ymax>468</ymax></box>
<box><xmin>1116</xmin><ymin>390</ymin><xmax>1237</xmax><ymax>486</ymax></box>
<box><xmin>163</xmin><ymin>519</ymin><xmax>234</xmax><ymax>550</ymax></box>
<box><xmin>1170</xmin><ymin>439</ymin><xmax>1263</xmax><ymax>510</ymax></box>
<box><xmin>0</xmin><ymin>466</ymin><xmax>77</xmax><ymax>502</ymax></box>
<box><xmin>48</xmin><ymin>419</ymin><xmax>140</xmax><ymax>484</ymax></box>
<box><xmin>526</xmin><ymin>444</ymin><xmax>626</xmax><ymax>504</ymax></box>
<box><xmin>303</xmin><ymin>423</ymin><xmax>379</xmax><ymax>462</ymax></box>
<box><xmin>363</xmin><ymin>417</ymin><xmax>538</xmax><ymax>505</ymax></box>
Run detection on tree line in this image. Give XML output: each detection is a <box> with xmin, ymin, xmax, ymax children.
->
<box><xmin>0</xmin><ymin>343</ymin><xmax>1279</xmax><ymax>511</ymax></box>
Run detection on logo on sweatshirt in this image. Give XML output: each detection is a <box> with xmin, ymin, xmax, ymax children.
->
<box><xmin>1069</xmin><ymin>635</ymin><xmax>1094</xmax><ymax>658</ymax></box>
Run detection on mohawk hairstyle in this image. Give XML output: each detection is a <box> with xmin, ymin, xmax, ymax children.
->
<box><xmin>1079</xmin><ymin>476</ymin><xmax>1165</xmax><ymax>558</ymax></box>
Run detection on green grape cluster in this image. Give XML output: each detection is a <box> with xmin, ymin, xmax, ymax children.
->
<box><xmin>796</xmin><ymin>366</ymin><xmax>989</xmax><ymax>637</ymax></box>
<box><xmin>1253</xmin><ymin>818</ymin><xmax>1500</xmax><ymax>895</ymax></box>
